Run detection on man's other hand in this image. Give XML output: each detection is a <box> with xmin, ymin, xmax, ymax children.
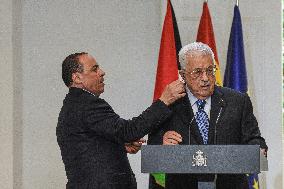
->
<box><xmin>163</xmin><ymin>131</ymin><xmax>182</xmax><ymax>145</ymax></box>
<box><xmin>159</xmin><ymin>80</ymin><xmax>186</xmax><ymax>106</ymax></box>
<box><xmin>261</xmin><ymin>148</ymin><xmax>267</xmax><ymax>157</ymax></box>
<box><xmin>125</xmin><ymin>138</ymin><xmax>146</xmax><ymax>154</ymax></box>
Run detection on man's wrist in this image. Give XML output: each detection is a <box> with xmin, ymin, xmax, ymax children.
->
<box><xmin>158</xmin><ymin>98</ymin><xmax>169</xmax><ymax>106</ymax></box>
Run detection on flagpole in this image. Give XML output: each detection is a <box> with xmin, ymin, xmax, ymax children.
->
<box><xmin>236</xmin><ymin>0</ymin><xmax>239</xmax><ymax>6</ymax></box>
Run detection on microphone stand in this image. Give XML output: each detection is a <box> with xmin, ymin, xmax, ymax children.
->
<box><xmin>213</xmin><ymin>99</ymin><xmax>225</xmax><ymax>188</ymax></box>
<box><xmin>189</xmin><ymin>116</ymin><xmax>195</xmax><ymax>145</ymax></box>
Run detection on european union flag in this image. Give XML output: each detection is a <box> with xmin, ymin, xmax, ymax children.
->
<box><xmin>224</xmin><ymin>5</ymin><xmax>247</xmax><ymax>93</ymax></box>
<box><xmin>247</xmin><ymin>173</ymin><xmax>260</xmax><ymax>189</ymax></box>
<box><xmin>224</xmin><ymin>5</ymin><xmax>259</xmax><ymax>189</ymax></box>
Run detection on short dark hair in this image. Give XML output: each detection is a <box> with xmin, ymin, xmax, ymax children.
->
<box><xmin>62</xmin><ymin>52</ymin><xmax>87</xmax><ymax>87</ymax></box>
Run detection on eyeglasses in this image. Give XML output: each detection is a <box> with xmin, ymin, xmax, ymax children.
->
<box><xmin>180</xmin><ymin>65</ymin><xmax>217</xmax><ymax>79</ymax></box>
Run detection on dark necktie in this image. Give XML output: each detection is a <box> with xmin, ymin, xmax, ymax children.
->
<box><xmin>196</xmin><ymin>99</ymin><xmax>209</xmax><ymax>144</ymax></box>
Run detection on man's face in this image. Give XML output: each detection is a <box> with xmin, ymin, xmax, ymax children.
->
<box><xmin>183</xmin><ymin>52</ymin><xmax>215</xmax><ymax>100</ymax></box>
<box><xmin>76</xmin><ymin>54</ymin><xmax>105</xmax><ymax>96</ymax></box>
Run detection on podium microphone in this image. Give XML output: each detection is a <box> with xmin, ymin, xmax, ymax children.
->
<box><xmin>214</xmin><ymin>98</ymin><xmax>226</xmax><ymax>186</ymax></box>
<box><xmin>188</xmin><ymin>115</ymin><xmax>195</xmax><ymax>145</ymax></box>
<box><xmin>214</xmin><ymin>99</ymin><xmax>226</xmax><ymax>145</ymax></box>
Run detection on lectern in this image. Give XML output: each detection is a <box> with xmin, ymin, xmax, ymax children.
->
<box><xmin>141</xmin><ymin>145</ymin><xmax>268</xmax><ymax>189</ymax></box>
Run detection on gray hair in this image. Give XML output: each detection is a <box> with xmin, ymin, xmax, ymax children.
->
<box><xmin>178</xmin><ymin>42</ymin><xmax>215</xmax><ymax>70</ymax></box>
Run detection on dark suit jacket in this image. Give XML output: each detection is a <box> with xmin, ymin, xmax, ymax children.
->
<box><xmin>148</xmin><ymin>86</ymin><xmax>267</xmax><ymax>189</ymax></box>
<box><xmin>56</xmin><ymin>87</ymin><xmax>172</xmax><ymax>189</ymax></box>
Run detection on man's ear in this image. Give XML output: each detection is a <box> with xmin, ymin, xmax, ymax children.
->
<box><xmin>72</xmin><ymin>72</ymin><xmax>83</xmax><ymax>84</ymax></box>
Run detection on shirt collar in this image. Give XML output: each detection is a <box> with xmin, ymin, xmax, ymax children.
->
<box><xmin>81</xmin><ymin>88</ymin><xmax>97</xmax><ymax>97</ymax></box>
<box><xmin>186</xmin><ymin>86</ymin><xmax>211</xmax><ymax>106</ymax></box>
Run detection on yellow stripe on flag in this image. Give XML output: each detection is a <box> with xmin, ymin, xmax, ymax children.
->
<box><xmin>215</xmin><ymin>60</ymin><xmax>222</xmax><ymax>86</ymax></box>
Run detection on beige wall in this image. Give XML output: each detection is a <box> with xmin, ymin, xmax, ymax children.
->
<box><xmin>0</xmin><ymin>0</ymin><xmax>13</xmax><ymax>188</ymax></box>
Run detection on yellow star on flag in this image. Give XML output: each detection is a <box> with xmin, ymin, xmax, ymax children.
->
<box><xmin>252</xmin><ymin>178</ymin><xmax>259</xmax><ymax>189</ymax></box>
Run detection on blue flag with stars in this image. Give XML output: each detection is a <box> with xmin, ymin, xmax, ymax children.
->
<box><xmin>224</xmin><ymin>5</ymin><xmax>259</xmax><ymax>189</ymax></box>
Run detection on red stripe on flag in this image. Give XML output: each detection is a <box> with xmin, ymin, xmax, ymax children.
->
<box><xmin>196</xmin><ymin>2</ymin><xmax>220</xmax><ymax>64</ymax></box>
<box><xmin>153</xmin><ymin>0</ymin><xmax>179</xmax><ymax>101</ymax></box>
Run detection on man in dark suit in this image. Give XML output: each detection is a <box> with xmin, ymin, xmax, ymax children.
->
<box><xmin>56</xmin><ymin>52</ymin><xmax>185</xmax><ymax>189</ymax></box>
<box><xmin>148</xmin><ymin>42</ymin><xmax>267</xmax><ymax>189</ymax></box>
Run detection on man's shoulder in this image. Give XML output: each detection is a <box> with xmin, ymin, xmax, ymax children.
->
<box><xmin>66</xmin><ymin>87</ymin><xmax>101</xmax><ymax>103</ymax></box>
<box><xmin>215</xmin><ymin>86</ymin><xmax>246</xmax><ymax>99</ymax></box>
<box><xmin>61</xmin><ymin>88</ymin><xmax>111</xmax><ymax>113</ymax></box>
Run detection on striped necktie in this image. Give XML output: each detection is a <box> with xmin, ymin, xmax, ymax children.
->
<box><xmin>196</xmin><ymin>99</ymin><xmax>209</xmax><ymax>144</ymax></box>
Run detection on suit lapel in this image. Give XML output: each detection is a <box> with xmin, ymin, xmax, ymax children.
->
<box><xmin>177</xmin><ymin>95</ymin><xmax>192</xmax><ymax>125</ymax></box>
<box><xmin>208</xmin><ymin>87</ymin><xmax>225</xmax><ymax>144</ymax></box>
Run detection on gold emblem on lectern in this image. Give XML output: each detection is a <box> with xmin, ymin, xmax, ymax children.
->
<box><xmin>192</xmin><ymin>150</ymin><xmax>207</xmax><ymax>167</ymax></box>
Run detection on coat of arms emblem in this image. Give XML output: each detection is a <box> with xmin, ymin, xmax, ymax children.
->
<box><xmin>192</xmin><ymin>150</ymin><xmax>207</xmax><ymax>167</ymax></box>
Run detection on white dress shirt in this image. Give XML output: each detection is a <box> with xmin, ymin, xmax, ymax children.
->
<box><xmin>186</xmin><ymin>86</ymin><xmax>211</xmax><ymax>119</ymax></box>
